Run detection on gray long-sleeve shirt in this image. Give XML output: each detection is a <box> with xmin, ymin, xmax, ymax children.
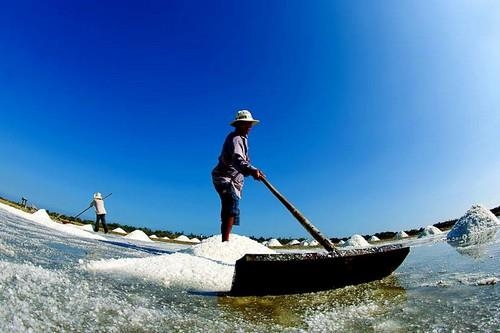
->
<box><xmin>211</xmin><ymin>131</ymin><xmax>257</xmax><ymax>198</ymax></box>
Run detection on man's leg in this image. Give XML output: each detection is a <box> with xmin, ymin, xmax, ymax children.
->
<box><xmin>94</xmin><ymin>215</ymin><xmax>100</xmax><ymax>232</ymax></box>
<box><xmin>101</xmin><ymin>214</ymin><xmax>108</xmax><ymax>233</ymax></box>
<box><xmin>221</xmin><ymin>216</ymin><xmax>235</xmax><ymax>242</ymax></box>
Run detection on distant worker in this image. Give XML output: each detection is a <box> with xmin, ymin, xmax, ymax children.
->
<box><xmin>212</xmin><ymin>110</ymin><xmax>265</xmax><ymax>242</ymax></box>
<box><xmin>90</xmin><ymin>192</ymin><xmax>108</xmax><ymax>233</ymax></box>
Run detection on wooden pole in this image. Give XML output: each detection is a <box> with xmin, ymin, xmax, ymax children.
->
<box><xmin>74</xmin><ymin>193</ymin><xmax>113</xmax><ymax>218</ymax></box>
<box><xmin>261</xmin><ymin>178</ymin><xmax>336</xmax><ymax>252</ymax></box>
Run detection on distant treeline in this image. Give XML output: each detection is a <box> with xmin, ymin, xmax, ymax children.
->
<box><xmin>1</xmin><ymin>195</ymin><xmax>499</xmax><ymax>244</ymax></box>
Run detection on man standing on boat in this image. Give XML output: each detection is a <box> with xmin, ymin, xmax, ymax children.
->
<box><xmin>90</xmin><ymin>192</ymin><xmax>108</xmax><ymax>233</ymax></box>
<box><xmin>212</xmin><ymin>110</ymin><xmax>265</xmax><ymax>242</ymax></box>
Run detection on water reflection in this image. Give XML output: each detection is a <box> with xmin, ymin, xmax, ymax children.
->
<box><xmin>217</xmin><ymin>275</ymin><xmax>406</xmax><ymax>329</ymax></box>
<box><xmin>447</xmin><ymin>227</ymin><xmax>499</xmax><ymax>258</ymax></box>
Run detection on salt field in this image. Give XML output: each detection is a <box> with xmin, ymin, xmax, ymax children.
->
<box><xmin>0</xmin><ymin>202</ymin><xmax>499</xmax><ymax>332</ymax></box>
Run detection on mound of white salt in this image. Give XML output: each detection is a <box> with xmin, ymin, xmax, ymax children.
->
<box><xmin>182</xmin><ymin>234</ymin><xmax>275</xmax><ymax>264</ymax></box>
<box><xmin>124</xmin><ymin>230</ymin><xmax>153</xmax><ymax>242</ymax></box>
<box><xmin>309</xmin><ymin>240</ymin><xmax>319</xmax><ymax>246</ymax></box>
<box><xmin>395</xmin><ymin>231</ymin><xmax>409</xmax><ymax>239</ymax></box>
<box><xmin>447</xmin><ymin>204</ymin><xmax>500</xmax><ymax>244</ymax></box>
<box><xmin>112</xmin><ymin>227</ymin><xmax>127</xmax><ymax>235</ymax></box>
<box><xmin>79</xmin><ymin>224</ymin><xmax>94</xmax><ymax>232</ymax></box>
<box><xmin>369</xmin><ymin>235</ymin><xmax>380</xmax><ymax>242</ymax></box>
<box><xmin>267</xmin><ymin>238</ymin><xmax>282</xmax><ymax>247</ymax></box>
<box><xmin>174</xmin><ymin>235</ymin><xmax>190</xmax><ymax>242</ymax></box>
<box><xmin>419</xmin><ymin>225</ymin><xmax>443</xmax><ymax>238</ymax></box>
<box><xmin>342</xmin><ymin>234</ymin><xmax>370</xmax><ymax>248</ymax></box>
<box><xmin>31</xmin><ymin>209</ymin><xmax>54</xmax><ymax>226</ymax></box>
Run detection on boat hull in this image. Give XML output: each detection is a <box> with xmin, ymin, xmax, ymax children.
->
<box><xmin>230</xmin><ymin>244</ymin><xmax>410</xmax><ymax>296</ymax></box>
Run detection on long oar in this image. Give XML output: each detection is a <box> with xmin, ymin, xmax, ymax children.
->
<box><xmin>261</xmin><ymin>177</ymin><xmax>336</xmax><ymax>252</ymax></box>
<box><xmin>74</xmin><ymin>193</ymin><xmax>113</xmax><ymax>218</ymax></box>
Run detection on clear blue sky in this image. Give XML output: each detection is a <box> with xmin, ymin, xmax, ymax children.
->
<box><xmin>1</xmin><ymin>1</ymin><xmax>500</xmax><ymax>239</ymax></box>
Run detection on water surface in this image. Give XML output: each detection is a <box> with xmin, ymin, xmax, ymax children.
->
<box><xmin>0</xmin><ymin>208</ymin><xmax>498</xmax><ymax>332</ymax></box>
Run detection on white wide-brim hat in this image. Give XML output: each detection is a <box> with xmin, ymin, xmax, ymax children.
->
<box><xmin>94</xmin><ymin>192</ymin><xmax>102</xmax><ymax>199</ymax></box>
<box><xmin>230</xmin><ymin>109</ymin><xmax>260</xmax><ymax>126</ymax></box>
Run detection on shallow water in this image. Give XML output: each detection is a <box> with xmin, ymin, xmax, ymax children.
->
<box><xmin>0</xmin><ymin>208</ymin><xmax>499</xmax><ymax>332</ymax></box>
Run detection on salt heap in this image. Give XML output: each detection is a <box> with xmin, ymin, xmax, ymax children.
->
<box><xmin>418</xmin><ymin>225</ymin><xmax>443</xmax><ymax>238</ymax></box>
<box><xmin>309</xmin><ymin>240</ymin><xmax>319</xmax><ymax>246</ymax></box>
<box><xmin>447</xmin><ymin>204</ymin><xmax>500</xmax><ymax>245</ymax></box>
<box><xmin>175</xmin><ymin>235</ymin><xmax>191</xmax><ymax>242</ymax></box>
<box><xmin>85</xmin><ymin>234</ymin><xmax>275</xmax><ymax>292</ymax></box>
<box><xmin>182</xmin><ymin>234</ymin><xmax>275</xmax><ymax>264</ymax></box>
<box><xmin>112</xmin><ymin>227</ymin><xmax>127</xmax><ymax>235</ymax></box>
<box><xmin>79</xmin><ymin>224</ymin><xmax>95</xmax><ymax>232</ymax></box>
<box><xmin>395</xmin><ymin>231</ymin><xmax>409</xmax><ymax>239</ymax></box>
<box><xmin>124</xmin><ymin>230</ymin><xmax>153</xmax><ymax>242</ymax></box>
<box><xmin>267</xmin><ymin>238</ymin><xmax>282</xmax><ymax>247</ymax></box>
<box><xmin>369</xmin><ymin>235</ymin><xmax>380</xmax><ymax>242</ymax></box>
<box><xmin>31</xmin><ymin>209</ymin><xmax>54</xmax><ymax>226</ymax></box>
<box><xmin>342</xmin><ymin>234</ymin><xmax>370</xmax><ymax>248</ymax></box>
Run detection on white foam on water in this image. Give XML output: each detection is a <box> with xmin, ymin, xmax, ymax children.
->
<box><xmin>305</xmin><ymin>302</ymin><xmax>381</xmax><ymax>332</ymax></box>
<box><xmin>85</xmin><ymin>234</ymin><xmax>274</xmax><ymax>292</ymax></box>
<box><xmin>0</xmin><ymin>260</ymin><xmax>184</xmax><ymax>333</ymax></box>
<box><xmin>421</xmin><ymin>271</ymin><xmax>499</xmax><ymax>288</ymax></box>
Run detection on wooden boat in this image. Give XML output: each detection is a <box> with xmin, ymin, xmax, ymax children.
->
<box><xmin>230</xmin><ymin>178</ymin><xmax>410</xmax><ymax>296</ymax></box>
<box><xmin>230</xmin><ymin>244</ymin><xmax>409</xmax><ymax>296</ymax></box>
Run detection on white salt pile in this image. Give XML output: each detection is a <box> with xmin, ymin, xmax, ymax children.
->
<box><xmin>149</xmin><ymin>235</ymin><xmax>158</xmax><ymax>239</ymax></box>
<box><xmin>124</xmin><ymin>230</ymin><xmax>153</xmax><ymax>242</ymax></box>
<box><xmin>309</xmin><ymin>240</ymin><xmax>319</xmax><ymax>246</ymax></box>
<box><xmin>85</xmin><ymin>234</ymin><xmax>275</xmax><ymax>292</ymax></box>
<box><xmin>175</xmin><ymin>235</ymin><xmax>191</xmax><ymax>242</ymax></box>
<box><xmin>267</xmin><ymin>238</ymin><xmax>282</xmax><ymax>247</ymax></box>
<box><xmin>287</xmin><ymin>239</ymin><xmax>300</xmax><ymax>246</ymax></box>
<box><xmin>342</xmin><ymin>234</ymin><xmax>370</xmax><ymax>248</ymax></box>
<box><xmin>79</xmin><ymin>224</ymin><xmax>94</xmax><ymax>232</ymax></box>
<box><xmin>112</xmin><ymin>227</ymin><xmax>127</xmax><ymax>235</ymax></box>
<box><xmin>447</xmin><ymin>204</ymin><xmax>500</xmax><ymax>245</ymax></box>
<box><xmin>182</xmin><ymin>234</ymin><xmax>275</xmax><ymax>264</ymax></box>
<box><xmin>31</xmin><ymin>209</ymin><xmax>54</xmax><ymax>226</ymax></box>
<box><xmin>0</xmin><ymin>203</ymin><xmax>105</xmax><ymax>240</ymax></box>
<box><xmin>369</xmin><ymin>235</ymin><xmax>380</xmax><ymax>242</ymax></box>
<box><xmin>419</xmin><ymin>225</ymin><xmax>443</xmax><ymax>238</ymax></box>
<box><xmin>395</xmin><ymin>231</ymin><xmax>409</xmax><ymax>239</ymax></box>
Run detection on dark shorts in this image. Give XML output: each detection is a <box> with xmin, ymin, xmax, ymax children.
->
<box><xmin>214</xmin><ymin>182</ymin><xmax>240</xmax><ymax>226</ymax></box>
